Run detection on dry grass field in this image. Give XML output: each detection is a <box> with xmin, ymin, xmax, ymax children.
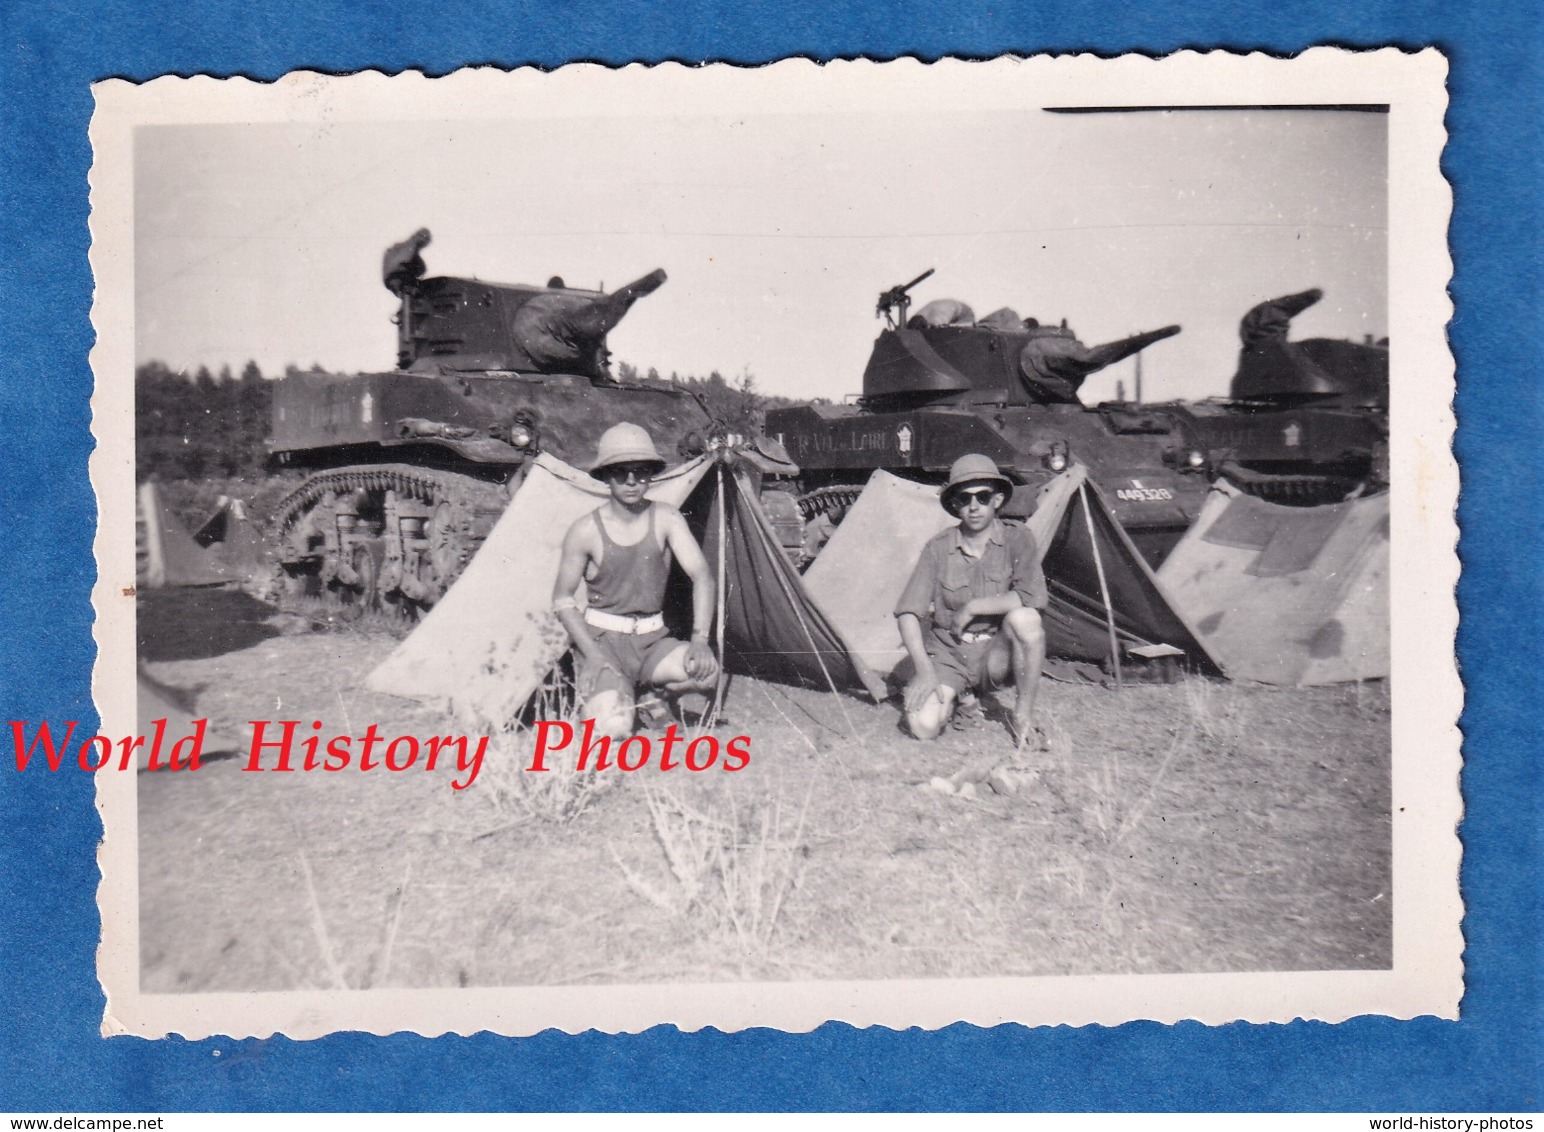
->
<box><xmin>136</xmin><ymin>594</ymin><xmax>1391</xmax><ymax>992</ymax></box>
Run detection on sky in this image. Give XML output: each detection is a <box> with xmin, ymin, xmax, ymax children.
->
<box><xmin>134</xmin><ymin>107</ymin><xmax>1386</xmax><ymax>404</ymax></box>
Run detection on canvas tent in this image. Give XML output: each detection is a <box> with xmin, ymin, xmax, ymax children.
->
<box><xmin>191</xmin><ymin>496</ymin><xmax>264</xmax><ymax>583</ymax></box>
<box><xmin>803</xmin><ymin>466</ymin><xmax>1219</xmax><ymax>680</ymax></box>
<box><xmin>366</xmin><ymin>452</ymin><xmax>883</xmax><ymax>724</ymax></box>
<box><xmin>136</xmin><ymin>482</ymin><xmax>234</xmax><ymax>588</ymax></box>
<box><xmin>1155</xmin><ymin>482</ymin><xmax>1389</xmax><ymax>685</ymax></box>
<box><xmin>698</xmin><ymin>464</ymin><xmax>887</xmax><ymax>701</ymax></box>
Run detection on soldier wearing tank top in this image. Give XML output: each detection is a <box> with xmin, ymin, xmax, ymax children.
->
<box><xmin>552</xmin><ymin>423</ymin><xmax>718</xmax><ymax>740</ymax></box>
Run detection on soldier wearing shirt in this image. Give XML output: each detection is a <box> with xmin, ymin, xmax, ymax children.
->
<box><xmin>894</xmin><ymin>454</ymin><xmax>1048</xmax><ymax>747</ymax></box>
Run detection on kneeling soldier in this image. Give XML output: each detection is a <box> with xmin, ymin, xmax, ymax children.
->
<box><xmin>894</xmin><ymin>453</ymin><xmax>1048</xmax><ymax>746</ymax></box>
<box><xmin>552</xmin><ymin>422</ymin><xmax>719</xmax><ymax>739</ymax></box>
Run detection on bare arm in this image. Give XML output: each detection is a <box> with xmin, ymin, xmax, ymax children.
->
<box><xmin>551</xmin><ymin>519</ymin><xmax>611</xmax><ymax>668</ymax></box>
<box><xmin>952</xmin><ymin>591</ymin><xmax>1023</xmax><ymax>637</ymax></box>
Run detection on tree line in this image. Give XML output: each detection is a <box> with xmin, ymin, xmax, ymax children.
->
<box><xmin>135</xmin><ymin>360</ymin><xmax>278</xmax><ymax>482</ymax></box>
<box><xmin>616</xmin><ymin>363</ymin><xmax>800</xmax><ymax>435</ymax></box>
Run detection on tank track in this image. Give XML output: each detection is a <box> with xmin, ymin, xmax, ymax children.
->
<box><xmin>270</xmin><ymin>462</ymin><xmax>512</xmax><ymax>620</ymax></box>
<box><xmin>795</xmin><ymin>483</ymin><xmax>865</xmax><ymax>521</ymax></box>
<box><xmin>1217</xmin><ymin>461</ymin><xmax>1381</xmax><ymax>507</ymax></box>
<box><xmin>755</xmin><ymin>483</ymin><xmax>867</xmax><ymax>572</ymax></box>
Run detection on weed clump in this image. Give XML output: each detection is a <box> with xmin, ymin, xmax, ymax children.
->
<box><xmin>611</xmin><ymin>782</ymin><xmax>811</xmax><ymax>964</ymax></box>
<box><xmin>457</xmin><ymin>616</ymin><xmax>613</xmax><ymax>827</ymax></box>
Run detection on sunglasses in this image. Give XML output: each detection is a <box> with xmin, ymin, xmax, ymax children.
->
<box><xmin>603</xmin><ymin>463</ymin><xmax>658</xmax><ymax>485</ymax></box>
<box><xmin>953</xmin><ymin>487</ymin><xmax>1001</xmax><ymax>507</ymax></box>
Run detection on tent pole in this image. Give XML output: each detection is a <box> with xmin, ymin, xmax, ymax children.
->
<box><xmin>1079</xmin><ymin>482</ymin><xmax>1123</xmax><ymax>687</ymax></box>
<box><xmin>729</xmin><ymin>468</ymin><xmax>861</xmax><ymax>740</ymax></box>
<box><xmin>708</xmin><ymin>460</ymin><xmax>729</xmax><ymax>728</ymax></box>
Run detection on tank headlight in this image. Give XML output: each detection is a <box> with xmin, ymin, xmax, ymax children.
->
<box><xmin>1186</xmin><ymin>449</ymin><xmax>1206</xmax><ymax>469</ymax></box>
<box><xmin>503</xmin><ymin>415</ymin><xmax>539</xmax><ymax>451</ymax></box>
<box><xmin>1045</xmin><ymin>441</ymin><xmax>1070</xmax><ymax>473</ymax></box>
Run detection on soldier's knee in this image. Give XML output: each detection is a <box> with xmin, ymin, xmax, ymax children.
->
<box><xmin>1005</xmin><ymin>606</ymin><xmax>1044</xmax><ymax>645</ymax></box>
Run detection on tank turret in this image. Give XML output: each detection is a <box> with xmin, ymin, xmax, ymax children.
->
<box><xmin>1230</xmin><ymin>288</ymin><xmax>1388</xmax><ymax>408</ymax></box>
<box><xmin>266</xmin><ymin>230</ymin><xmax>712</xmax><ymax>617</ymax></box>
<box><xmin>385</xmin><ymin>228</ymin><xmax>668</xmax><ymax>381</ymax></box>
<box><xmin>861</xmin><ymin>269</ymin><xmax>1181</xmax><ymax>408</ymax></box>
<box><xmin>767</xmin><ymin>271</ymin><xmax>1210</xmax><ymax>567</ymax></box>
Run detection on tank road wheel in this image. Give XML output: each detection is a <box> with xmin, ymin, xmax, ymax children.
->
<box><xmin>280</xmin><ymin>562</ymin><xmax>322</xmax><ymax>599</ymax></box>
<box><xmin>757</xmin><ymin>483</ymin><xmax>865</xmax><ymax>570</ymax></box>
<box><xmin>347</xmin><ymin>541</ymin><xmax>382</xmax><ymax>611</ymax></box>
<box><xmin>426</xmin><ymin>500</ymin><xmax>461</xmax><ymax>593</ymax></box>
<box><xmin>270</xmin><ymin>464</ymin><xmax>511</xmax><ymax>627</ymax></box>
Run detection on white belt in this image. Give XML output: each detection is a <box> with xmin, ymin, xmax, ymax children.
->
<box><xmin>584</xmin><ymin>608</ymin><xmax>666</xmax><ymax>635</ymax></box>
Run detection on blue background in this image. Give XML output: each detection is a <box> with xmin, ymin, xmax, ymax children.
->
<box><xmin>0</xmin><ymin>0</ymin><xmax>1537</xmax><ymax>1112</ymax></box>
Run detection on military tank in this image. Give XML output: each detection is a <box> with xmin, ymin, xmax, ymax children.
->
<box><xmin>1161</xmin><ymin>288</ymin><xmax>1389</xmax><ymax>505</ymax></box>
<box><xmin>267</xmin><ymin>229</ymin><xmax>713</xmax><ymax>615</ymax></box>
<box><xmin>763</xmin><ymin>270</ymin><xmax>1215</xmax><ymax>567</ymax></box>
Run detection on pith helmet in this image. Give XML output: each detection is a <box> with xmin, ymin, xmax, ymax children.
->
<box><xmin>590</xmin><ymin>422</ymin><xmax>667</xmax><ymax>476</ymax></box>
<box><xmin>941</xmin><ymin>453</ymin><xmax>1014</xmax><ymax>512</ymax></box>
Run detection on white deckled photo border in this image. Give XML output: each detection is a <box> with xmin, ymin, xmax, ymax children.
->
<box><xmin>88</xmin><ymin>50</ymin><xmax>1459</xmax><ymax>1039</ymax></box>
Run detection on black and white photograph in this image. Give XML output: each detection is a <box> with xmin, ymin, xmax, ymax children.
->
<box><xmin>88</xmin><ymin>54</ymin><xmax>1460</xmax><ymax>1038</ymax></box>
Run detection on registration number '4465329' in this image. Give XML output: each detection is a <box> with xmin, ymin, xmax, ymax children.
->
<box><xmin>1115</xmin><ymin>486</ymin><xmax>1174</xmax><ymax>502</ymax></box>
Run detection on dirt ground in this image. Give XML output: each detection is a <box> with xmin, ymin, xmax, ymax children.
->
<box><xmin>136</xmin><ymin>594</ymin><xmax>1392</xmax><ymax>992</ymax></box>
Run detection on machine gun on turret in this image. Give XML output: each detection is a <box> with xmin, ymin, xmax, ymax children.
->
<box><xmin>876</xmin><ymin>268</ymin><xmax>935</xmax><ymax>328</ymax></box>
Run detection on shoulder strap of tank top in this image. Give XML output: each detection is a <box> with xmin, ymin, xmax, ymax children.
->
<box><xmin>592</xmin><ymin>509</ymin><xmax>610</xmax><ymax>548</ymax></box>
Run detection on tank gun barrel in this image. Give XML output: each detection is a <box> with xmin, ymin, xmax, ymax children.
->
<box><xmin>876</xmin><ymin>268</ymin><xmax>936</xmax><ymax>326</ymax></box>
<box><xmin>1240</xmin><ymin>288</ymin><xmax>1323</xmax><ymax>345</ymax></box>
<box><xmin>609</xmin><ymin>267</ymin><xmax>668</xmax><ymax>305</ymax></box>
<box><xmin>1080</xmin><ymin>324</ymin><xmax>1183</xmax><ymax>372</ymax></box>
<box><xmin>597</xmin><ymin>268</ymin><xmax>668</xmax><ymax>329</ymax></box>
<box><xmin>536</xmin><ymin>268</ymin><xmax>668</xmax><ymax>343</ymax></box>
<box><xmin>1018</xmin><ymin>323</ymin><xmax>1181</xmax><ymax>402</ymax></box>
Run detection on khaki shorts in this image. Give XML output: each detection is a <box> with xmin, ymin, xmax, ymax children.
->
<box><xmin>576</xmin><ymin>626</ymin><xmax>683</xmax><ymax>702</ymax></box>
<box><xmin>929</xmin><ymin>633</ymin><xmax>1009</xmax><ymax>695</ymax></box>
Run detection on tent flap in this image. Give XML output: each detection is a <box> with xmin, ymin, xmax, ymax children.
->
<box><xmin>137</xmin><ymin>482</ymin><xmax>232</xmax><ymax>588</ymax></box>
<box><xmin>700</xmin><ymin>469</ymin><xmax>886</xmax><ymax>701</ymax></box>
<box><xmin>1156</xmin><ymin>482</ymin><xmax>1389</xmax><ymax>685</ymax></box>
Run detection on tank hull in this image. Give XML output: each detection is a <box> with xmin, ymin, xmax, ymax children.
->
<box><xmin>272</xmin><ymin>370</ymin><xmax>709</xmax><ymax>470</ymax></box>
<box><xmin>766</xmin><ymin>401</ymin><xmax>1211</xmax><ymax>566</ymax></box>
<box><xmin>267</xmin><ymin>371</ymin><xmax>712</xmax><ymax>617</ymax></box>
<box><xmin>1166</xmin><ymin>400</ymin><xmax>1387</xmax><ymax>505</ymax></box>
